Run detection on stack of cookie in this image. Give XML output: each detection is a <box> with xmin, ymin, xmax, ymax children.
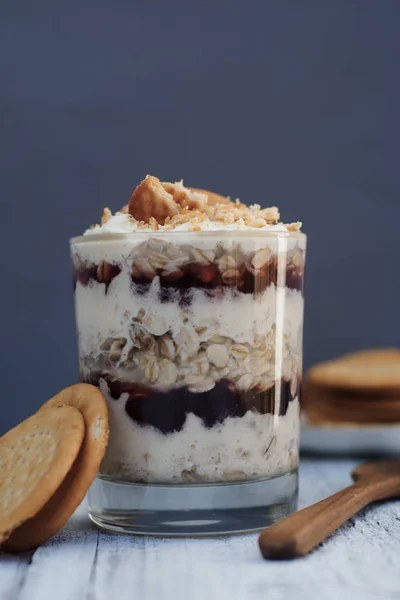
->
<box><xmin>0</xmin><ymin>384</ymin><xmax>108</xmax><ymax>552</ymax></box>
<box><xmin>302</xmin><ymin>349</ymin><xmax>400</xmax><ymax>425</ymax></box>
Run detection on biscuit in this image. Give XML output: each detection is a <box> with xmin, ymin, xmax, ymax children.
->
<box><xmin>306</xmin><ymin>348</ymin><xmax>400</xmax><ymax>392</ymax></box>
<box><xmin>189</xmin><ymin>187</ymin><xmax>233</xmax><ymax>206</ymax></box>
<box><xmin>162</xmin><ymin>182</ymin><xmax>207</xmax><ymax>211</ymax></box>
<box><xmin>0</xmin><ymin>406</ymin><xmax>84</xmax><ymax>545</ymax></box>
<box><xmin>302</xmin><ymin>384</ymin><xmax>400</xmax><ymax>425</ymax></box>
<box><xmin>128</xmin><ymin>175</ymin><xmax>180</xmax><ymax>224</ymax></box>
<box><xmin>4</xmin><ymin>384</ymin><xmax>108</xmax><ymax>552</ymax></box>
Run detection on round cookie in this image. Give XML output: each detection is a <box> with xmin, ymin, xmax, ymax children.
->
<box><xmin>4</xmin><ymin>384</ymin><xmax>109</xmax><ymax>552</ymax></box>
<box><xmin>302</xmin><ymin>384</ymin><xmax>400</xmax><ymax>425</ymax></box>
<box><xmin>340</xmin><ymin>348</ymin><xmax>400</xmax><ymax>365</ymax></box>
<box><xmin>306</xmin><ymin>348</ymin><xmax>400</xmax><ymax>392</ymax></box>
<box><xmin>0</xmin><ymin>406</ymin><xmax>84</xmax><ymax>544</ymax></box>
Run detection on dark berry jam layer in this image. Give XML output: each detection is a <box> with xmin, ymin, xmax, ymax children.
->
<box><xmin>85</xmin><ymin>375</ymin><xmax>298</xmax><ymax>434</ymax></box>
<box><xmin>73</xmin><ymin>261</ymin><xmax>121</xmax><ymax>289</ymax></box>
<box><xmin>73</xmin><ymin>259</ymin><xmax>304</xmax><ymax>294</ymax></box>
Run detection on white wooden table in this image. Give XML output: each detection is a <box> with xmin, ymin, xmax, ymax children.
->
<box><xmin>1</xmin><ymin>458</ymin><xmax>400</xmax><ymax>600</ymax></box>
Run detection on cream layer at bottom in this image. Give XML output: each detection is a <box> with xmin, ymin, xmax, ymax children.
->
<box><xmin>99</xmin><ymin>380</ymin><xmax>300</xmax><ymax>484</ymax></box>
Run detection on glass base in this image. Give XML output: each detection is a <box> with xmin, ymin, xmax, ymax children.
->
<box><xmin>88</xmin><ymin>470</ymin><xmax>298</xmax><ymax>536</ymax></box>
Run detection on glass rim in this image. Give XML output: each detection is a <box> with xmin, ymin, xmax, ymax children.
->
<box><xmin>70</xmin><ymin>230</ymin><xmax>306</xmax><ymax>245</ymax></box>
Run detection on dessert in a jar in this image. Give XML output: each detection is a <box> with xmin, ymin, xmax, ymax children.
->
<box><xmin>70</xmin><ymin>175</ymin><xmax>306</xmax><ymax>535</ymax></box>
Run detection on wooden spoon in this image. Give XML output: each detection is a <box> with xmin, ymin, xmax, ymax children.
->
<box><xmin>259</xmin><ymin>460</ymin><xmax>400</xmax><ymax>559</ymax></box>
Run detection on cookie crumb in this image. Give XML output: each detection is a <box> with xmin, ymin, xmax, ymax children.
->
<box><xmin>88</xmin><ymin>175</ymin><xmax>302</xmax><ymax>233</ymax></box>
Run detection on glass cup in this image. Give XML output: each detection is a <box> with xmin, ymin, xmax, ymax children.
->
<box><xmin>70</xmin><ymin>230</ymin><xmax>306</xmax><ymax>535</ymax></box>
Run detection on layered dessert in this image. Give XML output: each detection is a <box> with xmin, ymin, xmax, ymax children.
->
<box><xmin>70</xmin><ymin>176</ymin><xmax>306</xmax><ymax>484</ymax></box>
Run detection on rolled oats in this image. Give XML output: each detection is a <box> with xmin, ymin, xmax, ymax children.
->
<box><xmin>208</xmin><ymin>368</ymin><xmax>220</xmax><ymax>380</ymax></box>
<box><xmin>208</xmin><ymin>334</ymin><xmax>227</xmax><ymax>344</ymax></box>
<box><xmin>227</xmin><ymin>356</ymin><xmax>239</xmax><ymax>371</ymax></box>
<box><xmin>193</xmin><ymin>353</ymin><xmax>210</xmax><ymax>376</ymax></box>
<box><xmin>148</xmin><ymin>253</ymin><xmax>169</xmax><ymax>269</ymax></box>
<box><xmin>230</xmin><ymin>344</ymin><xmax>249</xmax><ymax>360</ymax></box>
<box><xmin>236</xmin><ymin>373</ymin><xmax>254</xmax><ymax>391</ymax></box>
<box><xmin>219</xmin><ymin>367</ymin><xmax>230</xmax><ymax>378</ymax></box>
<box><xmin>175</xmin><ymin>326</ymin><xmax>200</xmax><ymax>361</ymax></box>
<box><xmin>251</xmin><ymin>247</ymin><xmax>273</xmax><ymax>270</ymax></box>
<box><xmin>159</xmin><ymin>337</ymin><xmax>176</xmax><ymax>360</ymax></box>
<box><xmin>133</xmin><ymin>258</ymin><xmax>156</xmax><ymax>280</ymax></box>
<box><xmin>130</xmin><ymin>322</ymin><xmax>156</xmax><ymax>350</ymax></box>
<box><xmin>206</xmin><ymin>344</ymin><xmax>229</xmax><ymax>368</ymax></box>
<box><xmin>167</xmin><ymin>254</ymin><xmax>191</xmax><ymax>267</ymax></box>
<box><xmin>141</xmin><ymin>313</ymin><xmax>169</xmax><ymax>336</ymax></box>
<box><xmin>249</xmin><ymin>352</ymin><xmax>269</xmax><ymax>377</ymax></box>
<box><xmin>216</xmin><ymin>255</ymin><xmax>236</xmax><ymax>272</ymax></box>
<box><xmin>253</xmin><ymin>333</ymin><xmax>266</xmax><ymax>349</ymax></box>
<box><xmin>147</xmin><ymin>238</ymin><xmax>166</xmax><ymax>251</ymax></box>
<box><xmin>187</xmin><ymin>379</ymin><xmax>216</xmax><ymax>394</ymax></box>
<box><xmin>227</xmin><ymin>368</ymin><xmax>242</xmax><ymax>380</ymax></box>
<box><xmin>144</xmin><ymin>357</ymin><xmax>160</xmax><ymax>383</ymax></box>
<box><xmin>158</xmin><ymin>359</ymin><xmax>178</xmax><ymax>387</ymax></box>
<box><xmin>184</xmin><ymin>373</ymin><xmax>205</xmax><ymax>385</ymax></box>
<box><xmin>191</xmin><ymin>248</ymin><xmax>215</xmax><ymax>265</ymax></box>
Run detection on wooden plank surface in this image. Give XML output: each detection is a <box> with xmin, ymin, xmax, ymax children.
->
<box><xmin>1</xmin><ymin>459</ymin><xmax>400</xmax><ymax>600</ymax></box>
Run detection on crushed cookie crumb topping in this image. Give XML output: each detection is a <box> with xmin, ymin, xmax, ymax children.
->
<box><xmin>85</xmin><ymin>175</ymin><xmax>302</xmax><ymax>234</ymax></box>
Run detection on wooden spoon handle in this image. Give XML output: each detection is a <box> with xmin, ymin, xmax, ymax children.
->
<box><xmin>259</xmin><ymin>476</ymin><xmax>394</xmax><ymax>559</ymax></box>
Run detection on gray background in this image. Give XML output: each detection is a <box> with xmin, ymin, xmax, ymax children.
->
<box><xmin>1</xmin><ymin>1</ymin><xmax>399</xmax><ymax>434</ymax></box>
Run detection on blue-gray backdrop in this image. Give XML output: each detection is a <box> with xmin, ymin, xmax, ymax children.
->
<box><xmin>1</xmin><ymin>0</ymin><xmax>399</xmax><ymax>433</ymax></box>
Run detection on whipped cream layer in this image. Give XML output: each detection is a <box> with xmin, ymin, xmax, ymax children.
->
<box><xmin>84</xmin><ymin>212</ymin><xmax>293</xmax><ymax>235</ymax></box>
<box><xmin>100</xmin><ymin>379</ymin><xmax>299</xmax><ymax>484</ymax></box>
